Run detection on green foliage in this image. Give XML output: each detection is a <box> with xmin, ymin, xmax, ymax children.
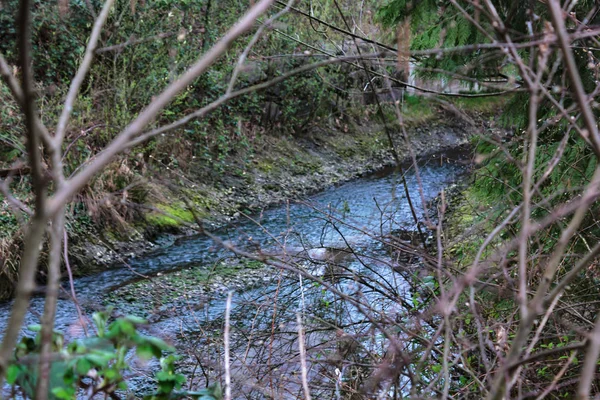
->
<box><xmin>400</xmin><ymin>95</ymin><xmax>435</xmax><ymax>123</ymax></box>
<box><xmin>0</xmin><ymin>85</ymin><xmax>25</xmax><ymax>163</ymax></box>
<box><xmin>0</xmin><ymin>0</ymin><xmax>95</xmax><ymax>84</ymax></box>
<box><xmin>376</xmin><ymin>0</ymin><xmax>491</xmax><ymax>79</ymax></box>
<box><xmin>0</xmin><ymin>0</ymin><xmax>364</xmax><ymax>181</ymax></box>
<box><xmin>146</xmin><ymin>355</ymin><xmax>221</xmax><ymax>399</ymax></box>
<box><xmin>6</xmin><ymin>308</ymin><xmax>219</xmax><ymax>399</ymax></box>
<box><xmin>146</xmin><ymin>204</ymin><xmax>198</xmax><ymax>229</ymax></box>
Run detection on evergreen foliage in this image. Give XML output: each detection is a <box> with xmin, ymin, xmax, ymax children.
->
<box><xmin>377</xmin><ymin>0</ymin><xmax>493</xmax><ymax>80</ymax></box>
<box><xmin>377</xmin><ymin>0</ymin><xmax>600</xmax><ymax>228</ymax></box>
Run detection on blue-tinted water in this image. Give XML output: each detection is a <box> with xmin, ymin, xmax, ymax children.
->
<box><xmin>0</xmin><ymin>149</ymin><xmax>468</xmax><ymax>342</ymax></box>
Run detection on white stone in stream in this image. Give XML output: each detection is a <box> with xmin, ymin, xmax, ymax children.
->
<box><xmin>307</xmin><ymin>247</ymin><xmax>328</xmax><ymax>260</ymax></box>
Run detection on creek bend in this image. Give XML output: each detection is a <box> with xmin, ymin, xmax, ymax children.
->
<box><xmin>0</xmin><ymin>147</ymin><xmax>471</xmax><ymax>396</ymax></box>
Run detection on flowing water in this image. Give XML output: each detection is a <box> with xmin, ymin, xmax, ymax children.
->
<box><xmin>0</xmin><ymin>148</ymin><xmax>471</xmax><ymax>397</ymax></box>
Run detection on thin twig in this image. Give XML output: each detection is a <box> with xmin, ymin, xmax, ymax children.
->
<box><xmin>296</xmin><ymin>313</ymin><xmax>312</xmax><ymax>400</ymax></box>
<box><xmin>55</xmin><ymin>0</ymin><xmax>115</xmax><ymax>146</ymax></box>
<box><xmin>224</xmin><ymin>291</ymin><xmax>233</xmax><ymax>400</ymax></box>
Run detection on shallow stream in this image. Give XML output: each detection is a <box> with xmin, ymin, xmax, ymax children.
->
<box><xmin>0</xmin><ymin>148</ymin><xmax>471</xmax><ymax>397</ymax></box>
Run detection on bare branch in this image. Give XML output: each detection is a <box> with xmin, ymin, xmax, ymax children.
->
<box><xmin>95</xmin><ymin>32</ymin><xmax>176</xmax><ymax>54</ymax></box>
<box><xmin>0</xmin><ymin>54</ymin><xmax>53</xmax><ymax>148</ymax></box>
<box><xmin>577</xmin><ymin>313</ymin><xmax>600</xmax><ymax>399</ymax></box>
<box><xmin>548</xmin><ymin>0</ymin><xmax>600</xmax><ymax>157</ymax></box>
<box><xmin>0</xmin><ymin>0</ymin><xmax>53</xmax><ymax>388</ymax></box>
<box><xmin>55</xmin><ymin>0</ymin><xmax>115</xmax><ymax>146</ymax></box>
<box><xmin>126</xmin><ymin>53</ymin><xmax>385</xmax><ymax>149</ymax></box>
<box><xmin>224</xmin><ymin>292</ymin><xmax>233</xmax><ymax>400</ymax></box>
<box><xmin>47</xmin><ymin>0</ymin><xmax>276</xmax><ymax>217</ymax></box>
<box><xmin>227</xmin><ymin>0</ymin><xmax>295</xmax><ymax>94</ymax></box>
<box><xmin>296</xmin><ymin>313</ymin><xmax>312</xmax><ymax>400</ymax></box>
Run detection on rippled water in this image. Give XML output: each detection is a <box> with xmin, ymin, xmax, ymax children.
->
<box><xmin>1</xmin><ymin>150</ymin><xmax>468</xmax><ymax>333</ymax></box>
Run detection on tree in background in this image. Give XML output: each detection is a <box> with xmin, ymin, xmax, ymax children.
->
<box><xmin>0</xmin><ymin>0</ymin><xmax>290</xmax><ymax>397</ymax></box>
<box><xmin>0</xmin><ymin>0</ymin><xmax>396</xmax><ymax>397</ymax></box>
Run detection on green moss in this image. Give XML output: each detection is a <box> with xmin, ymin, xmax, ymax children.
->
<box><xmin>288</xmin><ymin>158</ymin><xmax>323</xmax><ymax>176</ymax></box>
<box><xmin>146</xmin><ymin>204</ymin><xmax>198</xmax><ymax>229</ymax></box>
<box><xmin>400</xmin><ymin>96</ymin><xmax>436</xmax><ymax>125</ymax></box>
<box><xmin>442</xmin><ymin>181</ymin><xmax>517</xmax><ymax>286</ymax></box>
<box><xmin>103</xmin><ymin>258</ymin><xmax>268</xmax><ymax>315</ymax></box>
<box><xmin>257</xmin><ymin>160</ymin><xmax>275</xmax><ymax>173</ymax></box>
<box><xmin>451</xmin><ymin>95</ymin><xmax>509</xmax><ymax>114</ymax></box>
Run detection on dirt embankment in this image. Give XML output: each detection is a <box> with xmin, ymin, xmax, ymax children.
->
<box><xmin>72</xmin><ymin>109</ymin><xmax>490</xmax><ymax>271</ymax></box>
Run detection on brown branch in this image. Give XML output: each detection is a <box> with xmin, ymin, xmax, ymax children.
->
<box><xmin>548</xmin><ymin>0</ymin><xmax>600</xmax><ymax>157</ymax></box>
<box><xmin>273</xmin><ymin>0</ymin><xmax>398</xmax><ymax>53</ymax></box>
<box><xmin>227</xmin><ymin>0</ymin><xmax>295</xmax><ymax>94</ymax></box>
<box><xmin>577</xmin><ymin>313</ymin><xmax>600</xmax><ymax>399</ymax></box>
<box><xmin>55</xmin><ymin>0</ymin><xmax>115</xmax><ymax>146</ymax></box>
<box><xmin>0</xmin><ymin>53</ymin><xmax>53</xmax><ymax>148</ymax></box>
<box><xmin>0</xmin><ymin>0</ymin><xmax>51</xmax><ymax>388</ymax></box>
<box><xmin>33</xmin><ymin>2</ymin><xmax>115</xmax><ymax>393</ymax></box>
<box><xmin>35</xmin><ymin>210</ymin><xmax>65</xmax><ymax>399</ymax></box>
<box><xmin>0</xmin><ymin>167</ymin><xmax>31</xmax><ymax>178</ymax></box>
<box><xmin>507</xmin><ymin>342</ymin><xmax>586</xmax><ymax>370</ymax></box>
<box><xmin>125</xmin><ymin>53</ymin><xmax>385</xmax><ymax>149</ymax></box>
<box><xmin>46</xmin><ymin>0</ymin><xmax>277</xmax><ymax>217</ymax></box>
<box><xmin>95</xmin><ymin>31</ymin><xmax>177</xmax><ymax>54</ymax></box>
<box><xmin>269</xmin><ymin>24</ymin><xmax>518</xmax><ymax>97</ymax></box>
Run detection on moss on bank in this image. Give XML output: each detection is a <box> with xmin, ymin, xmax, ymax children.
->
<box><xmin>0</xmin><ymin>95</ymin><xmax>502</xmax><ymax>301</ymax></box>
<box><xmin>440</xmin><ymin>179</ymin><xmax>518</xmax><ymax>321</ymax></box>
<box><xmin>104</xmin><ymin>258</ymin><xmax>267</xmax><ymax>319</ymax></box>
<box><xmin>145</xmin><ymin>204</ymin><xmax>197</xmax><ymax>230</ymax></box>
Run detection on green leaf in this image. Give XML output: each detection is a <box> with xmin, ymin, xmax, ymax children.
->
<box><xmin>145</xmin><ymin>336</ymin><xmax>174</xmax><ymax>352</ymax></box>
<box><xmin>6</xmin><ymin>364</ymin><xmax>22</xmax><ymax>384</ymax></box>
<box><xmin>174</xmin><ymin>373</ymin><xmax>186</xmax><ymax>387</ymax></box>
<box><xmin>92</xmin><ymin>311</ymin><xmax>108</xmax><ymax>337</ymax></box>
<box><xmin>104</xmin><ymin>367</ymin><xmax>121</xmax><ymax>381</ymax></box>
<box><xmin>27</xmin><ymin>324</ymin><xmax>42</xmax><ymax>332</ymax></box>
<box><xmin>137</xmin><ymin>343</ymin><xmax>157</xmax><ymax>360</ymax></box>
<box><xmin>85</xmin><ymin>352</ymin><xmax>114</xmax><ymax>367</ymax></box>
<box><xmin>156</xmin><ymin>370</ymin><xmax>174</xmax><ymax>381</ymax></box>
<box><xmin>158</xmin><ymin>380</ymin><xmax>176</xmax><ymax>393</ymax></box>
<box><xmin>77</xmin><ymin>337</ymin><xmax>114</xmax><ymax>352</ymax></box>
<box><xmin>76</xmin><ymin>358</ymin><xmax>92</xmax><ymax>375</ymax></box>
<box><xmin>52</xmin><ymin>386</ymin><xmax>75</xmax><ymax>400</ymax></box>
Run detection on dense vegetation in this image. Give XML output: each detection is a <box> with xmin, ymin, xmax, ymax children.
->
<box><xmin>3</xmin><ymin>0</ymin><xmax>600</xmax><ymax>398</ymax></box>
<box><xmin>378</xmin><ymin>1</ymin><xmax>600</xmax><ymax>398</ymax></box>
<box><xmin>0</xmin><ymin>0</ymin><xmax>387</xmax><ymax>284</ymax></box>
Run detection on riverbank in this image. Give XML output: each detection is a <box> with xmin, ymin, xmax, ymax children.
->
<box><xmin>0</xmin><ymin>97</ymin><xmax>504</xmax><ymax>301</ymax></box>
<box><xmin>76</xmin><ymin>108</ymin><xmax>482</xmax><ymax>269</ymax></box>
<box><xmin>0</xmin><ymin>123</ymin><xmax>483</xmax><ymax>398</ymax></box>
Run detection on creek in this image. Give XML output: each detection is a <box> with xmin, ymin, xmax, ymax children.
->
<box><xmin>0</xmin><ymin>147</ymin><xmax>471</xmax><ymax>397</ymax></box>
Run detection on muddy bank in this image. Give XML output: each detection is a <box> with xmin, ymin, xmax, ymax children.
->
<box><xmin>74</xmin><ymin>111</ymin><xmax>482</xmax><ymax>275</ymax></box>
<box><xmin>0</xmin><ymin>108</ymin><xmax>485</xmax><ymax>301</ymax></box>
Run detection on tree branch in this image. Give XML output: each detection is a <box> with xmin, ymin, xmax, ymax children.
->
<box><xmin>55</xmin><ymin>0</ymin><xmax>115</xmax><ymax>146</ymax></box>
<box><xmin>47</xmin><ymin>0</ymin><xmax>277</xmax><ymax>217</ymax></box>
<box><xmin>548</xmin><ymin>0</ymin><xmax>600</xmax><ymax>157</ymax></box>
